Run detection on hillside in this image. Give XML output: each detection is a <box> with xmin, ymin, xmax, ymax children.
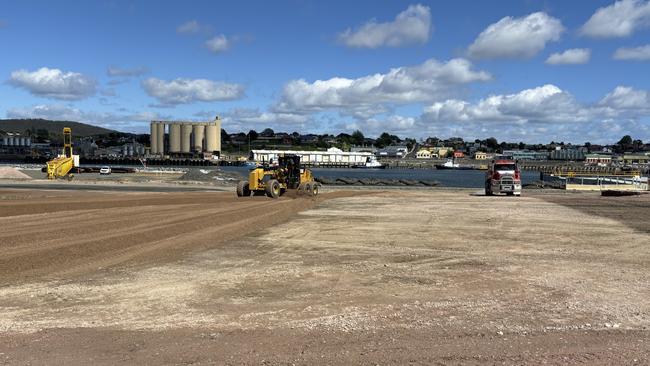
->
<box><xmin>0</xmin><ymin>119</ymin><xmax>118</xmax><ymax>137</ymax></box>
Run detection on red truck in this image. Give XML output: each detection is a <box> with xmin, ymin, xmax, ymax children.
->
<box><xmin>485</xmin><ymin>159</ymin><xmax>522</xmax><ymax>196</ymax></box>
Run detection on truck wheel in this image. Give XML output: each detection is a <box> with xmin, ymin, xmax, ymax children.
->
<box><xmin>304</xmin><ymin>182</ymin><xmax>312</xmax><ymax>196</ymax></box>
<box><xmin>236</xmin><ymin>181</ymin><xmax>250</xmax><ymax>197</ymax></box>
<box><xmin>311</xmin><ymin>183</ymin><xmax>319</xmax><ymax>196</ymax></box>
<box><xmin>265</xmin><ymin>179</ymin><xmax>281</xmax><ymax>198</ymax></box>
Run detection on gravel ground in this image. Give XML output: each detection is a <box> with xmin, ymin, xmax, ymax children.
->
<box><xmin>0</xmin><ymin>188</ymin><xmax>648</xmax><ymax>364</ymax></box>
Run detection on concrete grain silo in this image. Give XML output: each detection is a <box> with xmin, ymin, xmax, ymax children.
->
<box><xmin>150</xmin><ymin>122</ymin><xmax>159</xmax><ymax>154</ymax></box>
<box><xmin>169</xmin><ymin>123</ymin><xmax>181</xmax><ymax>153</ymax></box>
<box><xmin>192</xmin><ymin>124</ymin><xmax>205</xmax><ymax>152</ymax></box>
<box><xmin>181</xmin><ymin>124</ymin><xmax>192</xmax><ymax>153</ymax></box>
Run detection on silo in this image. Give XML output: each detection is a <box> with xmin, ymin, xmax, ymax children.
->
<box><xmin>181</xmin><ymin>124</ymin><xmax>192</xmax><ymax>153</ymax></box>
<box><xmin>17</xmin><ymin>137</ymin><xmax>24</xmax><ymax>146</ymax></box>
<box><xmin>156</xmin><ymin>122</ymin><xmax>165</xmax><ymax>154</ymax></box>
<box><xmin>25</xmin><ymin>138</ymin><xmax>31</xmax><ymax>147</ymax></box>
<box><xmin>169</xmin><ymin>123</ymin><xmax>181</xmax><ymax>153</ymax></box>
<box><xmin>205</xmin><ymin>121</ymin><xmax>220</xmax><ymax>153</ymax></box>
<box><xmin>2</xmin><ymin>137</ymin><xmax>7</xmax><ymax>146</ymax></box>
<box><xmin>150</xmin><ymin>122</ymin><xmax>159</xmax><ymax>154</ymax></box>
<box><xmin>192</xmin><ymin>124</ymin><xmax>205</xmax><ymax>152</ymax></box>
<box><xmin>8</xmin><ymin>137</ymin><xmax>14</xmax><ymax>146</ymax></box>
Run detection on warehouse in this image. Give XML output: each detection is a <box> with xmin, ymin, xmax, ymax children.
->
<box><xmin>251</xmin><ymin>147</ymin><xmax>372</xmax><ymax>167</ymax></box>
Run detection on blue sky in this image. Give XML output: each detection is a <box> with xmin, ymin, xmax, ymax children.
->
<box><xmin>1</xmin><ymin>0</ymin><xmax>649</xmax><ymax>143</ymax></box>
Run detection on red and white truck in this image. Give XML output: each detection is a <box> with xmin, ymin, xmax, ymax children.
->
<box><xmin>485</xmin><ymin>159</ymin><xmax>522</xmax><ymax>196</ymax></box>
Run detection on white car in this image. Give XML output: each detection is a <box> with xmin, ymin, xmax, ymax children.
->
<box><xmin>99</xmin><ymin>166</ymin><xmax>112</xmax><ymax>175</ymax></box>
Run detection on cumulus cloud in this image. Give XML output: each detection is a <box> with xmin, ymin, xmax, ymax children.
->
<box><xmin>141</xmin><ymin>77</ymin><xmax>245</xmax><ymax>105</ymax></box>
<box><xmin>414</xmin><ymin>84</ymin><xmax>650</xmax><ymax>142</ymax></box>
<box><xmin>8</xmin><ymin>67</ymin><xmax>97</xmax><ymax>100</ymax></box>
<box><xmin>276</xmin><ymin>58</ymin><xmax>491</xmax><ymax>116</ymax></box>
<box><xmin>338</xmin><ymin>4</ymin><xmax>431</xmax><ymax>48</ymax></box>
<box><xmin>422</xmin><ymin>85</ymin><xmax>590</xmax><ymax>124</ymax></box>
<box><xmin>205</xmin><ymin>34</ymin><xmax>230</xmax><ymax>53</ymax></box>
<box><xmin>107</xmin><ymin>65</ymin><xmax>149</xmax><ymax>77</ymax></box>
<box><xmin>468</xmin><ymin>12</ymin><xmax>564</xmax><ymax>59</ymax></box>
<box><xmin>599</xmin><ymin>86</ymin><xmax>650</xmax><ymax>111</ymax></box>
<box><xmin>580</xmin><ymin>0</ymin><xmax>650</xmax><ymax>38</ymax></box>
<box><xmin>546</xmin><ymin>48</ymin><xmax>591</xmax><ymax>65</ymax></box>
<box><xmin>613</xmin><ymin>44</ymin><xmax>650</xmax><ymax>60</ymax></box>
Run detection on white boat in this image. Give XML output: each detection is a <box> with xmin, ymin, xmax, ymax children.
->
<box><xmin>354</xmin><ymin>156</ymin><xmax>386</xmax><ymax>169</ymax></box>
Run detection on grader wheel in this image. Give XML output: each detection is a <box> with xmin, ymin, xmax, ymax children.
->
<box><xmin>236</xmin><ymin>181</ymin><xmax>250</xmax><ymax>197</ymax></box>
<box><xmin>311</xmin><ymin>183</ymin><xmax>319</xmax><ymax>196</ymax></box>
<box><xmin>265</xmin><ymin>179</ymin><xmax>281</xmax><ymax>198</ymax></box>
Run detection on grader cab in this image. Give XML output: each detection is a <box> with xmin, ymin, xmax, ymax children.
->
<box><xmin>236</xmin><ymin>155</ymin><xmax>320</xmax><ymax>198</ymax></box>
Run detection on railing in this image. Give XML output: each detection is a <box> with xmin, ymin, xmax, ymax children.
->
<box><xmin>550</xmin><ymin>171</ymin><xmax>647</xmax><ymax>191</ymax></box>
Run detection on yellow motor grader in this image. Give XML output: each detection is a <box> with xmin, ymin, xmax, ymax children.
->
<box><xmin>236</xmin><ymin>155</ymin><xmax>319</xmax><ymax>198</ymax></box>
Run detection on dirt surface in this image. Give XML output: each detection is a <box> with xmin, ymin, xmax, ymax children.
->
<box><xmin>0</xmin><ymin>167</ymin><xmax>32</xmax><ymax>180</ymax></box>
<box><xmin>1</xmin><ymin>188</ymin><xmax>649</xmax><ymax>364</ymax></box>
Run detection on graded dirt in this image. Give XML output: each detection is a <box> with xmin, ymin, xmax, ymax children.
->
<box><xmin>0</xmin><ymin>188</ymin><xmax>649</xmax><ymax>365</ymax></box>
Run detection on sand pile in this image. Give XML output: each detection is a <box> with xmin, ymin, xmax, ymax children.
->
<box><xmin>0</xmin><ymin>167</ymin><xmax>32</xmax><ymax>180</ymax></box>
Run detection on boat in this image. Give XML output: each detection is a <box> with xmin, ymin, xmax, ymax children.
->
<box><xmin>353</xmin><ymin>156</ymin><xmax>387</xmax><ymax>169</ymax></box>
<box><xmin>434</xmin><ymin>159</ymin><xmax>474</xmax><ymax>170</ymax></box>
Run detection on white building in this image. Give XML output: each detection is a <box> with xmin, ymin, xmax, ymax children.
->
<box><xmin>251</xmin><ymin>147</ymin><xmax>372</xmax><ymax>167</ymax></box>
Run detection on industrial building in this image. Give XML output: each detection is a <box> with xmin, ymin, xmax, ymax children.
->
<box><xmin>149</xmin><ymin>117</ymin><xmax>221</xmax><ymax>156</ymax></box>
<box><xmin>251</xmin><ymin>147</ymin><xmax>373</xmax><ymax>167</ymax></box>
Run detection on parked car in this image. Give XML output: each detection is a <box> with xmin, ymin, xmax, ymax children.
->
<box><xmin>99</xmin><ymin>166</ymin><xmax>112</xmax><ymax>175</ymax></box>
<box><xmin>485</xmin><ymin>159</ymin><xmax>521</xmax><ymax>196</ymax></box>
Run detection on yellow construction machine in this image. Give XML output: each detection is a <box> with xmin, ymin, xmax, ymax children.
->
<box><xmin>237</xmin><ymin>155</ymin><xmax>319</xmax><ymax>198</ymax></box>
<box><xmin>46</xmin><ymin>127</ymin><xmax>76</xmax><ymax>180</ymax></box>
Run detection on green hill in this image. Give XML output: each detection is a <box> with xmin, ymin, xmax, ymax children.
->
<box><xmin>0</xmin><ymin>119</ymin><xmax>118</xmax><ymax>137</ymax></box>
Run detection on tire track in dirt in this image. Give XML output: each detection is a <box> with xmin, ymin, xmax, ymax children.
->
<box><xmin>0</xmin><ymin>190</ymin><xmax>364</xmax><ymax>284</ymax></box>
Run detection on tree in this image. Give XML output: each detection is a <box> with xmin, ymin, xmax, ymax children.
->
<box><xmin>260</xmin><ymin>128</ymin><xmax>274</xmax><ymax>137</ymax></box>
<box><xmin>221</xmin><ymin>129</ymin><xmax>231</xmax><ymax>142</ymax></box>
<box><xmin>351</xmin><ymin>130</ymin><xmax>365</xmax><ymax>146</ymax></box>
<box><xmin>618</xmin><ymin>135</ymin><xmax>633</xmax><ymax>145</ymax></box>
<box><xmin>486</xmin><ymin>137</ymin><xmax>499</xmax><ymax>151</ymax></box>
<box><xmin>247</xmin><ymin>130</ymin><xmax>258</xmax><ymax>141</ymax></box>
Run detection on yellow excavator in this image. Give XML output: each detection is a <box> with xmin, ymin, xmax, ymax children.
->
<box><xmin>237</xmin><ymin>155</ymin><xmax>319</xmax><ymax>198</ymax></box>
<box><xmin>46</xmin><ymin>127</ymin><xmax>76</xmax><ymax>180</ymax></box>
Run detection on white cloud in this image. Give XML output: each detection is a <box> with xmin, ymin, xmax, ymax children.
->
<box><xmin>468</xmin><ymin>12</ymin><xmax>564</xmax><ymax>59</ymax></box>
<box><xmin>205</xmin><ymin>34</ymin><xmax>230</xmax><ymax>53</ymax></box>
<box><xmin>276</xmin><ymin>58</ymin><xmax>491</xmax><ymax>116</ymax></box>
<box><xmin>177</xmin><ymin>20</ymin><xmax>203</xmax><ymax>34</ymax></box>
<box><xmin>580</xmin><ymin>0</ymin><xmax>650</xmax><ymax>38</ymax></box>
<box><xmin>338</xmin><ymin>4</ymin><xmax>431</xmax><ymax>48</ymax></box>
<box><xmin>546</xmin><ymin>48</ymin><xmax>591</xmax><ymax>65</ymax></box>
<box><xmin>613</xmin><ymin>44</ymin><xmax>650</xmax><ymax>60</ymax></box>
<box><xmin>107</xmin><ymin>65</ymin><xmax>149</xmax><ymax>77</ymax></box>
<box><xmin>422</xmin><ymin>85</ymin><xmax>590</xmax><ymax>124</ymax></box>
<box><xmin>599</xmin><ymin>86</ymin><xmax>650</xmax><ymax>111</ymax></box>
<box><xmin>8</xmin><ymin>67</ymin><xmax>96</xmax><ymax>100</ymax></box>
<box><xmin>141</xmin><ymin>77</ymin><xmax>245</xmax><ymax>105</ymax></box>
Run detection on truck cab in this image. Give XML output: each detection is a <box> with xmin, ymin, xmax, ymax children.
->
<box><xmin>485</xmin><ymin>159</ymin><xmax>522</xmax><ymax>196</ymax></box>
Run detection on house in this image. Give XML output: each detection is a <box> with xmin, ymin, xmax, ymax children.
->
<box><xmin>453</xmin><ymin>151</ymin><xmax>465</xmax><ymax>158</ymax></box>
<box><xmin>474</xmin><ymin>151</ymin><xmax>487</xmax><ymax>160</ymax></box>
<box><xmin>416</xmin><ymin>149</ymin><xmax>432</xmax><ymax>159</ymax></box>
<box><xmin>585</xmin><ymin>154</ymin><xmax>612</xmax><ymax>166</ymax></box>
